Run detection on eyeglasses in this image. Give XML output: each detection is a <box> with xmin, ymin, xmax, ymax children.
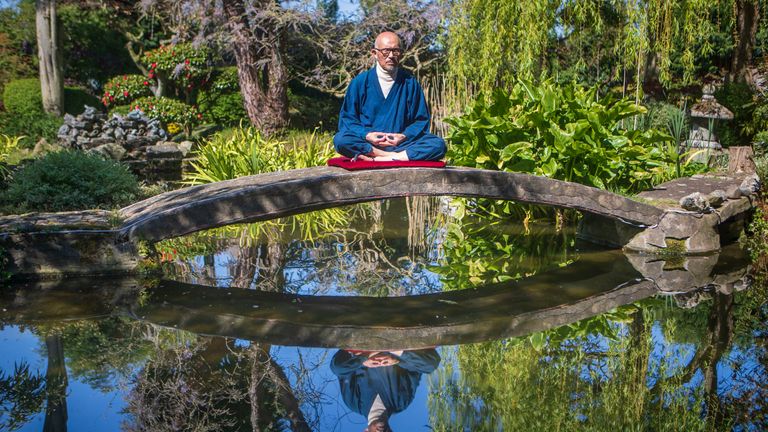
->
<box><xmin>373</xmin><ymin>48</ymin><xmax>403</xmax><ymax>57</ymax></box>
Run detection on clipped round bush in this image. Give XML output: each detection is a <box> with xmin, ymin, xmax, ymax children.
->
<box><xmin>102</xmin><ymin>74</ymin><xmax>152</xmax><ymax>108</ymax></box>
<box><xmin>1</xmin><ymin>150</ymin><xmax>140</xmax><ymax>212</ymax></box>
<box><xmin>197</xmin><ymin>67</ymin><xmax>247</xmax><ymax>126</ymax></box>
<box><xmin>130</xmin><ymin>96</ymin><xmax>201</xmax><ymax>131</ymax></box>
<box><xmin>143</xmin><ymin>43</ymin><xmax>209</xmax><ymax>91</ymax></box>
<box><xmin>2</xmin><ymin>78</ymin><xmax>43</xmax><ymax>115</ymax></box>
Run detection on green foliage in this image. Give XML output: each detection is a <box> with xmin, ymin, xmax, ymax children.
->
<box><xmin>744</xmin><ymin>207</ymin><xmax>768</xmax><ymax>263</ymax></box>
<box><xmin>0</xmin><ymin>110</ymin><xmax>61</xmax><ymax>149</ymax></box>
<box><xmin>2</xmin><ymin>78</ymin><xmax>43</xmax><ymax>115</ymax></box>
<box><xmin>185</xmin><ymin>127</ymin><xmax>335</xmax><ymax>184</ymax></box>
<box><xmin>64</xmin><ymin>87</ymin><xmax>102</xmax><ymax>115</ymax></box>
<box><xmin>435</xmin><ymin>200</ymin><xmax>576</xmax><ymax>288</ymax></box>
<box><xmin>714</xmin><ymin>82</ymin><xmax>756</xmax><ymax>147</ymax></box>
<box><xmin>288</xmin><ymin>84</ymin><xmax>341</xmax><ymax>131</ymax></box>
<box><xmin>196</xmin><ymin>68</ymin><xmax>247</xmax><ymax>126</ymax></box>
<box><xmin>0</xmin><ymin>1</ymin><xmax>36</xmax><ymax>97</ymax></box>
<box><xmin>102</xmin><ymin>75</ymin><xmax>153</xmax><ymax>108</ymax></box>
<box><xmin>2</xmin><ymin>77</ymin><xmax>100</xmax><ymax>116</ymax></box>
<box><xmin>0</xmin><ymin>133</ymin><xmax>22</xmax><ymax>180</ymax></box>
<box><xmin>130</xmin><ymin>96</ymin><xmax>201</xmax><ymax>132</ymax></box>
<box><xmin>0</xmin><ymin>362</ymin><xmax>45</xmax><ymax>431</ymax></box>
<box><xmin>58</xmin><ymin>4</ymin><xmax>138</xmax><ymax>84</ymax></box>
<box><xmin>753</xmin><ymin>131</ymin><xmax>768</xmax><ymax>157</ymax></box>
<box><xmin>181</xmin><ymin>127</ymin><xmax>342</xmax><ymax>241</ymax></box>
<box><xmin>1</xmin><ymin>150</ymin><xmax>140</xmax><ymax>213</ymax></box>
<box><xmin>447</xmin><ymin>80</ymin><xmax>676</xmax><ymax>194</ymax></box>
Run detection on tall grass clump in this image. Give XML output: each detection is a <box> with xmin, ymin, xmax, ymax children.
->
<box><xmin>1</xmin><ymin>150</ymin><xmax>140</xmax><ymax>213</ymax></box>
<box><xmin>184</xmin><ymin>126</ymin><xmax>335</xmax><ymax>184</ymax></box>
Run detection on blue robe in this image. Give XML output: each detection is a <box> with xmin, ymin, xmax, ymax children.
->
<box><xmin>330</xmin><ymin>349</ymin><xmax>441</xmax><ymax>419</ymax></box>
<box><xmin>333</xmin><ymin>67</ymin><xmax>446</xmax><ymax>161</ymax></box>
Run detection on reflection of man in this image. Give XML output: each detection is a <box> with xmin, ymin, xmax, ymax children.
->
<box><xmin>333</xmin><ymin>31</ymin><xmax>447</xmax><ymax>162</ymax></box>
<box><xmin>331</xmin><ymin>348</ymin><xmax>441</xmax><ymax>431</ymax></box>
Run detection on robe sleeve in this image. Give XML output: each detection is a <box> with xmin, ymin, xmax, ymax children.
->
<box><xmin>394</xmin><ymin>349</ymin><xmax>440</xmax><ymax>374</ymax></box>
<box><xmin>330</xmin><ymin>350</ymin><xmax>367</xmax><ymax>377</ymax></box>
<box><xmin>402</xmin><ymin>80</ymin><xmax>431</xmax><ymax>141</ymax></box>
<box><xmin>337</xmin><ymin>77</ymin><xmax>370</xmax><ymax>141</ymax></box>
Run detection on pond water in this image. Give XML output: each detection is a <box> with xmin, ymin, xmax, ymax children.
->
<box><xmin>1</xmin><ymin>197</ymin><xmax>766</xmax><ymax>431</ymax></box>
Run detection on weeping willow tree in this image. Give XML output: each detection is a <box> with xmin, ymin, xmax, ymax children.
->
<box><xmin>445</xmin><ymin>0</ymin><xmax>758</xmax><ymax>99</ymax></box>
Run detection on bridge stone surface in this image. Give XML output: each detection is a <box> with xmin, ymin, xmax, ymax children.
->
<box><xmin>118</xmin><ymin>166</ymin><xmax>664</xmax><ymax>242</ymax></box>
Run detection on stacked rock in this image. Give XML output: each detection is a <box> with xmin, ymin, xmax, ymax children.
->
<box><xmin>57</xmin><ymin>106</ymin><xmax>168</xmax><ymax>152</ymax></box>
<box><xmin>56</xmin><ymin>106</ymin><xmax>191</xmax><ymax>181</ymax></box>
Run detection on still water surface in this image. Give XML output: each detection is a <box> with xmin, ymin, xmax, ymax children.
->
<box><xmin>1</xmin><ymin>198</ymin><xmax>765</xmax><ymax>431</ymax></box>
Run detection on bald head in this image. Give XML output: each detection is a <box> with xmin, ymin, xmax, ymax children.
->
<box><xmin>375</xmin><ymin>32</ymin><xmax>401</xmax><ymax>49</ymax></box>
<box><xmin>372</xmin><ymin>32</ymin><xmax>402</xmax><ymax>73</ymax></box>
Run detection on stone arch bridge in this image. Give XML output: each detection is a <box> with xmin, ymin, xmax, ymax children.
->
<box><xmin>117</xmin><ymin>166</ymin><xmax>663</xmax><ymax>242</ymax></box>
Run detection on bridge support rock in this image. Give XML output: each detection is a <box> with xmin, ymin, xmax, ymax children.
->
<box><xmin>0</xmin><ymin>230</ymin><xmax>139</xmax><ymax>280</ymax></box>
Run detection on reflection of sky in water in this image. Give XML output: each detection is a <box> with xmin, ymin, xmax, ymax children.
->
<box><xmin>177</xmin><ymin>237</ymin><xmax>445</xmax><ymax>296</ymax></box>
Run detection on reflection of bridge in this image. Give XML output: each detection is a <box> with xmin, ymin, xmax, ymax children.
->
<box><xmin>0</xmin><ymin>166</ymin><xmax>757</xmax><ymax>278</ymax></box>
<box><xmin>118</xmin><ymin>167</ymin><xmax>664</xmax><ymax>242</ymax></box>
<box><xmin>1</xmin><ymin>246</ymin><xmax>749</xmax><ymax>350</ymax></box>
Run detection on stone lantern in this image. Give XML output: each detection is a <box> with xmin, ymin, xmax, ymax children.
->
<box><xmin>684</xmin><ymin>83</ymin><xmax>734</xmax><ymax>163</ymax></box>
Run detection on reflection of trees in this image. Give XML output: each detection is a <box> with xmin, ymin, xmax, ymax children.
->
<box><xmin>125</xmin><ymin>331</ymin><xmax>317</xmax><ymax>431</ymax></box>
<box><xmin>162</xmin><ymin>198</ymin><xmax>449</xmax><ymax>296</ymax></box>
<box><xmin>0</xmin><ymin>361</ymin><xmax>45</xmax><ymax>431</ymax></box>
<box><xmin>436</xmin><ymin>204</ymin><xmax>577</xmax><ymax>290</ymax></box>
<box><xmin>428</xmin><ymin>285</ymin><xmax>766</xmax><ymax>430</ymax></box>
<box><xmin>60</xmin><ymin>319</ymin><xmax>153</xmax><ymax>392</ymax></box>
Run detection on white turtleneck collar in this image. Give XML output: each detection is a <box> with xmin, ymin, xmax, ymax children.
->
<box><xmin>375</xmin><ymin>62</ymin><xmax>398</xmax><ymax>99</ymax></box>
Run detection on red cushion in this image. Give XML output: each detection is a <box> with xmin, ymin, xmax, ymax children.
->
<box><xmin>327</xmin><ymin>156</ymin><xmax>446</xmax><ymax>170</ymax></box>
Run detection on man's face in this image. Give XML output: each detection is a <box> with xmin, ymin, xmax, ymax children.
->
<box><xmin>372</xmin><ymin>35</ymin><xmax>402</xmax><ymax>73</ymax></box>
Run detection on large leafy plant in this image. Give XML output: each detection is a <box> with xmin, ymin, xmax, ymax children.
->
<box><xmin>447</xmin><ymin>80</ymin><xmax>676</xmax><ymax>194</ymax></box>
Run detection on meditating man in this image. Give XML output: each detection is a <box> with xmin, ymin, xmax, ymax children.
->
<box><xmin>333</xmin><ymin>31</ymin><xmax>446</xmax><ymax>162</ymax></box>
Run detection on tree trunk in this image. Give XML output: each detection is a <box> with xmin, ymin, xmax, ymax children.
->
<box><xmin>223</xmin><ymin>0</ymin><xmax>289</xmax><ymax>135</ymax></box>
<box><xmin>730</xmin><ymin>0</ymin><xmax>759</xmax><ymax>83</ymax></box>
<box><xmin>36</xmin><ymin>0</ymin><xmax>64</xmax><ymax>116</ymax></box>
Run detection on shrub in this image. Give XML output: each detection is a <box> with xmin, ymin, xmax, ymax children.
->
<box><xmin>3</xmin><ymin>78</ymin><xmax>100</xmax><ymax>116</ymax></box>
<box><xmin>143</xmin><ymin>43</ymin><xmax>209</xmax><ymax>95</ymax></box>
<box><xmin>102</xmin><ymin>74</ymin><xmax>153</xmax><ymax>108</ymax></box>
<box><xmin>1</xmin><ymin>150</ymin><xmax>140</xmax><ymax>213</ymax></box>
<box><xmin>129</xmin><ymin>96</ymin><xmax>201</xmax><ymax>132</ymax></box>
<box><xmin>197</xmin><ymin>67</ymin><xmax>247</xmax><ymax>126</ymax></box>
<box><xmin>3</xmin><ymin>78</ymin><xmax>43</xmax><ymax>115</ymax></box>
<box><xmin>446</xmin><ymin>80</ymin><xmax>677</xmax><ymax>194</ymax></box>
<box><xmin>0</xmin><ymin>111</ymin><xmax>61</xmax><ymax>149</ymax></box>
